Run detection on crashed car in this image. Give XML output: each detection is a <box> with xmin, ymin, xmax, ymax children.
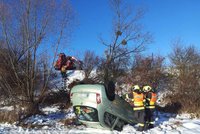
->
<box><xmin>70</xmin><ymin>82</ymin><xmax>137</xmax><ymax>131</ymax></box>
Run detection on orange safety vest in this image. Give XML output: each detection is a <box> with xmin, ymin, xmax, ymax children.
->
<box><xmin>132</xmin><ymin>92</ymin><xmax>145</xmax><ymax>110</ymax></box>
<box><xmin>146</xmin><ymin>92</ymin><xmax>157</xmax><ymax>109</ymax></box>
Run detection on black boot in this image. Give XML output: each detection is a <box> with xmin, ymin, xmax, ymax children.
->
<box><xmin>144</xmin><ymin>123</ymin><xmax>149</xmax><ymax>131</ymax></box>
<box><xmin>137</xmin><ymin>126</ymin><xmax>144</xmax><ymax>132</ymax></box>
<box><xmin>148</xmin><ymin>124</ymin><xmax>154</xmax><ymax>129</ymax></box>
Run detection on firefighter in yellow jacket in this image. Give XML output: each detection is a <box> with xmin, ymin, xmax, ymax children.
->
<box><xmin>126</xmin><ymin>85</ymin><xmax>145</xmax><ymax>131</ymax></box>
<box><xmin>143</xmin><ymin>85</ymin><xmax>157</xmax><ymax>129</ymax></box>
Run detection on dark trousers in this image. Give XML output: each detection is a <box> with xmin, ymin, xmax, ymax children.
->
<box><xmin>134</xmin><ymin>109</ymin><xmax>145</xmax><ymax>125</ymax></box>
<box><xmin>145</xmin><ymin>108</ymin><xmax>155</xmax><ymax>125</ymax></box>
<box><xmin>61</xmin><ymin>72</ymin><xmax>67</xmax><ymax>79</ymax></box>
<box><xmin>61</xmin><ymin>72</ymin><xmax>68</xmax><ymax>89</ymax></box>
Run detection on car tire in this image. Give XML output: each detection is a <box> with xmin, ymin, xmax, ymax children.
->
<box><xmin>105</xmin><ymin>81</ymin><xmax>115</xmax><ymax>101</ymax></box>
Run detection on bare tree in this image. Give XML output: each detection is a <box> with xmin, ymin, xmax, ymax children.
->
<box><xmin>125</xmin><ymin>54</ymin><xmax>165</xmax><ymax>89</ymax></box>
<box><xmin>82</xmin><ymin>50</ymin><xmax>100</xmax><ymax>80</ymax></box>
<box><xmin>167</xmin><ymin>40</ymin><xmax>200</xmax><ymax>115</ymax></box>
<box><xmin>99</xmin><ymin>0</ymin><xmax>153</xmax><ymax>82</ymax></box>
<box><xmin>0</xmin><ymin>0</ymin><xmax>75</xmax><ymax>118</ymax></box>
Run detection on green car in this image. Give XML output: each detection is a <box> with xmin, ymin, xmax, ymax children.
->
<box><xmin>70</xmin><ymin>83</ymin><xmax>137</xmax><ymax>131</ymax></box>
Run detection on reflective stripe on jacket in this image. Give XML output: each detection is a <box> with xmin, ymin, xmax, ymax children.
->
<box><xmin>150</xmin><ymin>93</ymin><xmax>157</xmax><ymax>105</ymax></box>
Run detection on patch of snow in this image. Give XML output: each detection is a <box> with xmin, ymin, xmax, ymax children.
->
<box><xmin>68</xmin><ymin>128</ymin><xmax>112</xmax><ymax>134</ymax></box>
<box><xmin>50</xmin><ymin>70</ymin><xmax>85</xmax><ymax>92</ymax></box>
<box><xmin>88</xmin><ymin>68</ymin><xmax>98</xmax><ymax>78</ymax></box>
<box><xmin>116</xmin><ymin>124</ymin><xmax>137</xmax><ymax>134</ymax></box>
<box><xmin>41</xmin><ymin>106</ymin><xmax>60</xmax><ymax>114</ymax></box>
<box><xmin>0</xmin><ymin>106</ymin><xmax>14</xmax><ymax>111</ymax></box>
<box><xmin>1</xmin><ymin>110</ymin><xmax>200</xmax><ymax>134</ymax></box>
<box><xmin>182</xmin><ymin>122</ymin><xmax>199</xmax><ymax>129</ymax></box>
<box><xmin>66</xmin><ymin>70</ymin><xmax>85</xmax><ymax>84</ymax></box>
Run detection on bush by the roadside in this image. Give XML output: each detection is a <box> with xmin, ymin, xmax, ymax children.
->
<box><xmin>156</xmin><ymin>102</ymin><xmax>182</xmax><ymax>114</ymax></box>
<box><xmin>163</xmin><ymin>93</ymin><xmax>200</xmax><ymax>117</ymax></box>
<box><xmin>165</xmin><ymin>44</ymin><xmax>200</xmax><ymax>117</ymax></box>
<box><xmin>41</xmin><ymin>90</ymin><xmax>70</xmax><ymax>107</ymax></box>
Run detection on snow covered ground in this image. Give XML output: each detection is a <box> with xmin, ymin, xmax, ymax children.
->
<box><xmin>0</xmin><ymin>107</ymin><xmax>200</xmax><ymax>134</ymax></box>
<box><xmin>1</xmin><ymin>71</ymin><xmax>200</xmax><ymax>134</ymax></box>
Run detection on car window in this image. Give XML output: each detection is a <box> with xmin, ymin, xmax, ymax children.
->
<box><xmin>74</xmin><ymin>106</ymin><xmax>99</xmax><ymax>122</ymax></box>
<box><xmin>104</xmin><ymin>112</ymin><xmax>117</xmax><ymax>128</ymax></box>
<box><xmin>114</xmin><ymin>118</ymin><xmax>126</xmax><ymax>131</ymax></box>
<box><xmin>104</xmin><ymin>112</ymin><xmax>127</xmax><ymax>131</ymax></box>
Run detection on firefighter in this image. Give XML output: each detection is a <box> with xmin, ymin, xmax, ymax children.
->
<box><xmin>143</xmin><ymin>85</ymin><xmax>157</xmax><ymax>129</ymax></box>
<box><xmin>126</xmin><ymin>85</ymin><xmax>145</xmax><ymax>131</ymax></box>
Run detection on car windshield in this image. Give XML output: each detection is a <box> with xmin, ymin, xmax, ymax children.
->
<box><xmin>74</xmin><ymin>106</ymin><xmax>99</xmax><ymax>122</ymax></box>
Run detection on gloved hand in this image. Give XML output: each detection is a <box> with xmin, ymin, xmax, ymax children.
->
<box><xmin>125</xmin><ymin>98</ymin><xmax>131</xmax><ymax>102</ymax></box>
<box><xmin>129</xmin><ymin>102</ymin><xmax>134</xmax><ymax>107</ymax></box>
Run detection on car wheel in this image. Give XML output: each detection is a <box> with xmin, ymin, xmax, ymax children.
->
<box><xmin>105</xmin><ymin>81</ymin><xmax>115</xmax><ymax>101</ymax></box>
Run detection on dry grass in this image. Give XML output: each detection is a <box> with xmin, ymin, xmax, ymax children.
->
<box><xmin>59</xmin><ymin>117</ymin><xmax>86</xmax><ymax>127</ymax></box>
<box><xmin>158</xmin><ymin>93</ymin><xmax>200</xmax><ymax>118</ymax></box>
<box><xmin>157</xmin><ymin>102</ymin><xmax>182</xmax><ymax>114</ymax></box>
<box><xmin>42</xmin><ymin>90</ymin><xmax>70</xmax><ymax>106</ymax></box>
<box><xmin>20</xmin><ymin>123</ymin><xmax>52</xmax><ymax>129</ymax></box>
<box><xmin>0</xmin><ymin>110</ymin><xmax>19</xmax><ymax>123</ymax></box>
<box><xmin>59</xmin><ymin>117</ymin><xmax>76</xmax><ymax>126</ymax></box>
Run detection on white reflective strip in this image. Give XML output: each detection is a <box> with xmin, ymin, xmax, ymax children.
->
<box><xmin>146</xmin><ymin>106</ymin><xmax>155</xmax><ymax>109</ymax></box>
<box><xmin>133</xmin><ymin>107</ymin><xmax>144</xmax><ymax>110</ymax></box>
<box><xmin>149</xmin><ymin>122</ymin><xmax>155</xmax><ymax>124</ymax></box>
<box><xmin>138</xmin><ymin>123</ymin><xmax>144</xmax><ymax>126</ymax></box>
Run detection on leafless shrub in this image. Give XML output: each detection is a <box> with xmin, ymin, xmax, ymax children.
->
<box><xmin>82</xmin><ymin>50</ymin><xmax>100</xmax><ymax>79</ymax></box>
<box><xmin>156</xmin><ymin>102</ymin><xmax>182</xmax><ymax>114</ymax></box>
<box><xmin>124</xmin><ymin>54</ymin><xmax>166</xmax><ymax>89</ymax></box>
<box><xmin>167</xmin><ymin>40</ymin><xmax>200</xmax><ymax>115</ymax></box>
<box><xmin>41</xmin><ymin>90</ymin><xmax>70</xmax><ymax>106</ymax></box>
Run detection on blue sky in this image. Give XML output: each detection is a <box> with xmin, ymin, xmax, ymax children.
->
<box><xmin>68</xmin><ymin>0</ymin><xmax>200</xmax><ymax>61</ymax></box>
